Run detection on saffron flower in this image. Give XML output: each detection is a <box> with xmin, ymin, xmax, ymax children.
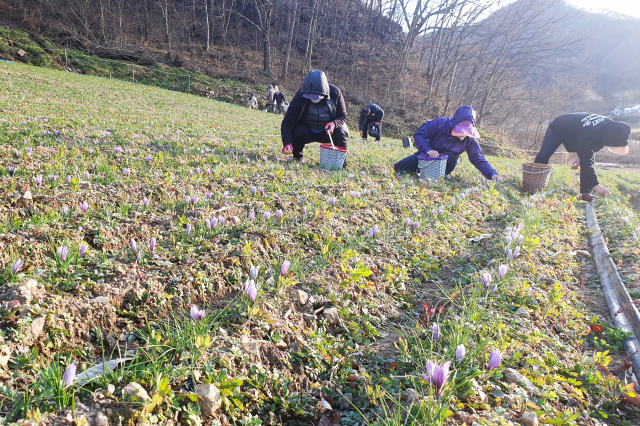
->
<box><xmin>248</xmin><ymin>211</ymin><xmax>255</xmax><ymax>221</ymax></box>
<box><xmin>57</xmin><ymin>246</ymin><xmax>70</xmax><ymax>262</ymax></box>
<box><xmin>451</xmin><ymin>198</ymin><xmax>455</xmax><ymax>208</ymax></box>
<box><xmin>277</xmin><ymin>210</ymin><xmax>283</xmax><ymax>219</ymax></box>
<box><xmin>487</xmin><ymin>350</ymin><xmax>502</xmax><ymax>370</ymax></box>
<box><xmin>62</xmin><ymin>363</ymin><xmax>76</xmax><ymax>386</ymax></box>
<box><xmin>250</xmin><ymin>186</ymin><xmax>257</xmax><ymax>195</ymax></box>
<box><xmin>130</xmin><ymin>239</ymin><xmax>137</xmax><ymax>253</ymax></box>
<box><xmin>205</xmin><ymin>218</ymin><xmax>211</xmax><ymax>230</ymax></box>
<box><xmin>34</xmin><ymin>175</ymin><xmax>43</xmax><ymax>187</ymax></box>
<box><xmin>456</xmin><ymin>344</ymin><xmax>466</xmax><ymax>363</ymax></box>
<box><xmin>422</xmin><ymin>360</ymin><xmax>436</xmax><ymax>384</ymax></box>
<box><xmin>143</xmin><ymin>197</ymin><xmax>150</xmax><ymax>208</ymax></box>
<box><xmin>149</xmin><ymin>237</ymin><xmax>156</xmax><ymax>253</ymax></box>
<box><xmin>412</xmin><ymin>221</ymin><xmax>420</xmax><ymax>230</ymax></box>
<box><xmin>507</xmin><ymin>249</ymin><xmax>513</xmax><ymax>260</ymax></box>
<box><xmin>481</xmin><ymin>272</ymin><xmax>492</xmax><ymax>289</ymax></box>
<box><xmin>327</xmin><ymin>197</ymin><xmax>337</xmax><ymax>206</ymax></box>
<box><xmin>264</xmin><ymin>212</ymin><xmax>271</xmax><ymax>220</ymax></box>
<box><xmin>218</xmin><ymin>216</ymin><xmax>225</xmax><ymax>225</ymax></box>
<box><xmin>438</xmin><ymin>206</ymin><xmax>444</xmax><ymax>216</ymax></box>
<box><xmin>421</xmin><ymin>360</ymin><xmax>451</xmax><ymax>398</ymax></box>
<box><xmin>370</xmin><ymin>224</ymin><xmax>379</xmax><ymax>238</ymax></box>
<box><xmin>79</xmin><ymin>243</ymin><xmax>88</xmax><ymax>257</ymax></box>
<box><xmin>190</xmin><ymin>305</ymin><xmax>205</xmax><ymax>321</ymax></box>
<box><xmin>80</xmin><ymin>201</ymin><xmax>88</xmax><ymax>214</ymax></box>
<box><xmin>11</xmin><ymin>258</ymin><xmax>24</xmax><ymax>274</ymax></box>
<box><xmin>281</xmin><ymin>260</ymin><xmax>291</xmax><ymax>276</ymax></box>
<box><xmin>60</xmin><ymin>206</ymin><xmax>69</xmax><ymax>216</ymax></box>
<box><xmin>432</xmin><ymin>323</ymin><xmax>440</xmax><ymax>341</ymax></box>
<box><xmin>244</xmin><ymin>279</ymin><xmax>257</xmax><ymax>303</ymax></box>
<box><xmin>186</xmin><ymin>223</ymin><xmax>192</xmax><ymax>235</ymax></box>
<box><xmin>250</xmin><ymin>265</ymin><xmax>260</xmax><ymax>280</ymax></box>
<box><xmin>66</xmin><ymin>175</ymin><xmax>71</xmax><ymax>184</ymax></box>
<box><xmin>206</xmin><ymin>192</ymin><xmax>212</xmax><ymax>199</ymax></box>
<box><xmin>123</xmin><ymin>168</ymin><xmax>130</xmax><ymax>177</ymax></box>
<box><xmin>498</xmin><ymin>265</ymin><xmax>509</xmax><ymax>279</ymax></box>
<box><xmin>513</xmin><ymin>246</ymin><xmax>520</xmax><ymax>258</ymax></box>
<box><xmin>49</xmin><ymin>174</ymin><xmax>57</xmax><ymax>182</ymax></box>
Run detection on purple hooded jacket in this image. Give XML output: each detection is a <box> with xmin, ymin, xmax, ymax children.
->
<box><xmin>414</xmin><ymin>106</ymin><xmax>497</xmax><ymax>179</ymax></box>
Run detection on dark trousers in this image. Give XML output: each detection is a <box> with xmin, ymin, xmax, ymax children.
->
<box><xmin>393</xmin><ymin>151</ymin><xmax>458</xmax><ymax>175</ymax></box>
<box><xmin>534</xmin><ymin>128</ymin><xmax>596</xmax><ymax>193</ymax></box>
<box><xmin>362</xmin><ymin>120</ymin><xmax>381</xmax><ymax>141</ymax></box>
<box><xmin>291</xmin><ymin>123</ymin><xmax>348</xmax><ymax>160</ymax></box>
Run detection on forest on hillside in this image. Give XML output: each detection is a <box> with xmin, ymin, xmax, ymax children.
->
<box><xmin>1</xmin><ymin>0</ymin><xmax>639</xmax><ymax>147</ymax></box>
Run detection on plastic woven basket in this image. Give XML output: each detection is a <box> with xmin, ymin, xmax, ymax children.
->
<box><xmin>418</xmin><ymin>154</ymin><xmax>448</xmax><ymax>180</ymax></box>
<box><xmin>522</xmin><ymin>163</ymin><xmax>552</xmax><ymax>193</ymax></box>
<box><xmin>319</xmin><ymin>144</ymin><xmax>347</xmax><ymax>170</ymax></box>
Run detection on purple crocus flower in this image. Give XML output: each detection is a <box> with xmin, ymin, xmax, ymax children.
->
<box><xmin>149</xmin><ymin>237</ymin><xmax>156</xmax><ymax>253</ymax></box>
<box><xmin>404</xmin><ymin>218</ymin><xmax>413</xmax><ymax>227</ymax></box>
<box><xmin>456</xmin><ymin>344</ymin><xmax>466</xmax><ymax>363</ymax></box>
<box><xmin>244</xmin><ymin>279</ymin><xmax>257</xmax><ymax>303</ymax></box>
<box><xmin>223</xmin><ymin>191</ymin><xmax>229</xmax><ymax>199</ymax></box>
<box><xmin>487</xmin><ymin>350</ymin><xmax>502</xmax><ymax>370</ymax></box>
<box><xmin>206</xmin><ymin>192</ymin><xmax>212</xmax><ymax>199</ymax></box>
<box><xmin>451</xmin><ymin>198</ymin><xmax>455</xmax><ymax>208</ymax></box>
<box><xmin>123</xmin><ymin>168</ymin><xmax>130</xmax><ymax>177</ymax></box>
<box><xmin>370</xmin><ymin>224</ymin><xmax>379</xmax><ymax>239</ymax></box>
<box><xmin>190</xmin><ymin>305</ymin><xmax>205</xmax><ymax>321</ymax></box>
<box><xmin>277</xmin><ymin>210</ymin><xmax>283</xmax><ymax>219</ymax></box>
<box><xmin>518</xmin><ymin>234</ymin><xmax>524</xmax><ymax>244</ymax></box>
<box><xmin>412</xmin><ymin>221</ymin><xmax>420</xmax><ymax>230</ymax></box>
<box><xmin>389</xmin><ymin>182</ymin><xmax>394</xmax><ymax>190</ymax></box>
<box><xmin>303</xmin><ymin>206</ymin><xmax>308</xmax><ymax>219</ymax></box>
<box><xmin>57</xmin><ymin>246</ymin><xmax>70</xmax><ymax>262</ymax></box>
<box><xmin>62</xmin><ymin>363</ymin><xmax>76</xmax><ymax>386</ymax></box>
<box><xmin>34</xmin><ymin>175</ymin><xmax>43</xmax><ymax>187</ymax></box>
<box><xmin>438</xmin><ymin>206</ymin><xmax>444</xmax><ymax>216</ymax></box>
<box><xmin>218</xmin><ymin>216</ymin><xmax>225</xmax><ymax>225</ymax></box>
<box><xmin>60</xmin><ymin>206</ymin><xmax>69</xmax><ymax>216</ymax></box>
<box><xmin>143</xmin><ymin>197</ymin><xmax>150</xmax><ymax>208</ymax></box>
<box><xmin>248</xmin><ymin>211</ymin><xmax>255</xmax><ymax>221</ymax></box>
<box><xmin>250</xmin><ymin>265</ymin><xmax>260</xmax><ymax>280</ymax></box>
<box><xmin>264</xmin><ymin>212</ymin><xmax>271</xmax><ymax>220</ymax></box>
<box><xmin>186</xmin><ymin>223</ymin><xmax>192</xmax><ymax>235</ymax></box>
<box><xmin>481</xmin><ymin>272</ymin><xmax>492</xmax><ymax>289</ymax></box>
<box><xmin>79</xmin><ymin>243</ymin><xmax>88</xmax><ymax>257</ymax></box>
<box><xmin>498</xmin><ymin>264</ymin><xmax>508</xmax><ymax>280</ymax></box>
<box><xmin>205</xmin><ymin>218</ymin><xmax>212</xmax><ymax>230</ymax></box>
<box><xmin>11</xmin><ymin>258</ymin><xmax>24</xmax><ymax>274</ymax></box>
<box><xmin>431</xmin><ymin>361</ymin><xmax>451</xmax><ymax>398</ymax></box>
<box><xmin>432</xmin><ymin>323</ymin><xmax>440</xmax><ymax>341</ymax></box>
<box><xmin>513</xmin><ymin>246</ymin><xmax>520</xmax><ymax>258</ymax></box>
<box><xmin>145</xmin><ymin>155</ymin><xmax>152</xmax><ymax>162</ymax></box>
<box><xmin>507</xmin><ymin>249</ymin><xmax>513</xmax><ymax>260</ymax></box>
<box><xmin>281</xmin><ymin>260</ymin><xmax>291</xmax><ymax>276</ymax></box>
<box><xmin>130</xmin><ymin>239</ymin><xmax>137</xmax><ymax>253</ymax></box>
<box><xmin>422</xmin><ymin>360</ymin><xmax>436</xmax><ymax>384</ymax></box>
<box><xmin>432</xmin><ymin>209</ymin><xmax>437</xmax><ymax>216</ymax></box>
<box><xmin>327</xmin><ymin>197</ymin><xmax>337</xmax><ymax>206</ymax></box>
<box><xmin>48</xmin><ymin>174</ymin><xmax>57</xmax><ymax>182</ymax></box>
<box><xmin>250</xmin><ymin>186</ymin><xmax>257</xmax><ymax>195</ymax></box>
<box><xmin>66</xmin><ymin>175</ymin><xmax>72</xmax><ymax>184</ymax></box>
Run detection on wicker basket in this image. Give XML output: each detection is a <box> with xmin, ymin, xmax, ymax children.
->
<box><xmin>522</xmin><ymin>163</ymin><xmax>552</xmax><ymax>193</ymax></box>
<box><xmin>319</xmin><ymin>144</ymin><xmax>347</xmax><ymax>170</ymax></box>
<box><xmin>418</xmin><ymin>154</ymin><xmax>448</xmax><ymax>180</ymax></box>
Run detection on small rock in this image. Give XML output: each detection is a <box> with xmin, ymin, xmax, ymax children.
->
<box><xmin>106</xmin><ymin>335</ymin><xmax>118</xmax><ymax>348</ymax></box>
<box><xmin>122</xmin><ymin>382</ymin><xmax>150</xmax><ymax>401</ymax></box>
<box><xmin>519</xmin><ymin>412</ymin><xmax>538</xmax><ymax>426</ymax></box>
<box><xmin>296</xmin><ymin>289</ymin><xmax>309</xmax><ymax>305</ymax></box>
<box><xmin>323</xmin><ymin>307</ymin><xmax>340</xmax><ymax>324</ymax></box>
<box><xmin>502</xmin><ymin>368</ymin><xmax>537</xmax><ymax>391</ymax></box>
<box><xmin>18</xmin><ymin>49</ymin><xmax>25</xmax><ymax>56</ymax></box>
<box><xmin>18</xmin><ymin>191</ymin><xmax>33</xmax><ymax>207</ymax></box>
<box><xmin>195</xmin><ymin>383</ymin><xmax>222</xmax><ymax>417</ymax></box>
<box><xmin>80</xmin><ymin>181</ymin><xmax>92</xmax><ymax>189</ymax></box>
<box><xmin>92</xmin><ymin>296</ymin><xmax>109</xmax><ymax>305</ymax></box>
<box><xmin>401</xmin><ymin>388</ymin><xmax>419</xmax><ymax>404</ymax></box>
<box><xmin>94</xmin><ymin>412</ymin><xmax>109</xmax><ymax>426</ymax></box>
<box><xmin>575</xmin><ymin>250</ymin><xmax>591</xmax><ymax>257</ymax></box>
<box><xmin>107</xmin><ymin>384</ymin><xmax>115</xmax><ymax>395</ymax></box>
<box><xmin>303</xmin><ymin>313</ymin><xmax>317</xmax><ymax>321</ymax></box>
<box><xmin>231</xmin><ymin>216</ymin><xmax>241</xmax><ymax>224</ymax></box>
<box><xmin>477</xmin><ymin>389</ymin><xmax>488</xmax><ymax>404</ymax></box>
<box><xmin>514</xmin><ymin>307</ymin><xmax>530</xmax><ymax>318</ymax></box>
<box><xmin>458</xmin><ymin>412</ymin><xmax>474</xmax><ymax>424</ymax></box>
<box><xmin>339</xmin><ymin>393</ymin><xmax>353</xmax><ymax>411</ymax></box>
<box><xmin>29</xmin><ymin>316</ymin><xmax>46</xmax><ymax>338</ymax></box>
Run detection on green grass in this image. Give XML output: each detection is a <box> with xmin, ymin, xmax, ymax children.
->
<box><xmin>0</xmin><ymin>61</ymin><xmax>638</xmax><ymax>425</ymax></box>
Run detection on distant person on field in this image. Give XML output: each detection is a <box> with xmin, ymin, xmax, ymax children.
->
<box><xmin>266</xmin><ymin>84</ymin><xmax>276</xmax><ymax>113</ymax></box>
<box><xmin>534</xmin><ymin>113</ymin><xmax>630</xmax><ymax>201</ymax></box>
<box><xmin>359</xmin><ymin>104</ymin><xmax>384</xmax><ymax>141</ymax></box>
<box><xmin>246</xmin><ymin>92</ymin><xmax>258</xmax><ymax>109</ymax></box>
<box><xmin>274</xmin><ymin>87</ymin><xmax>286</xmax><ymax>115</ymax></box>
<box><xmin>281</xmin><ymin>70</ymin><xmax>349</xmax><ymax>166</ymax></box>
<box><xmin>394</xmin><ymin>105</ymin><xmax>502</xmax><ymax>182</ymax></box>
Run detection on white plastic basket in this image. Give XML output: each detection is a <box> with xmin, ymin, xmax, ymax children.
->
<box><xmin>418</xmin><ymin>154</ymin><xmax>447</xmax><ymax>180</ymax></box>
<box><xmin>319</xmin><ymin>144</ymin><xmax>347</xmax><ymax>170</ymax></box>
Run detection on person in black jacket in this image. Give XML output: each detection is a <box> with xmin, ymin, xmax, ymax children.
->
<box><xmin>274</xmin><ymin>87</ymin><xmax>286</xmax><ymax>115</ymax></box>
<box><xmin>534</xmin><ymin>113</ymin><xmax>630</xmax><ymax>201</ymax></box>
<box><xmin>359</xmin><ymin>104</ymin><xmax>384</xmax><ymax>141</ymax></box>
<box><xmin>281</xmin><ymin>70</ymin><xmax>349</xmax><ymax>164</ymax></box>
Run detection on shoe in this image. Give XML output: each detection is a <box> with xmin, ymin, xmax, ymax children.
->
<box><xmin>342</xmin><ymin>159</ymin><xmax>348</xmax><ymax>169</ymax></box>
<box><xmin>581</xmin><ymin>193</ymin><xmax>596</xmax><ymax>202</ymax></box>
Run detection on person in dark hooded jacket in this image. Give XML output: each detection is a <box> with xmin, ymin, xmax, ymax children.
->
<box><xmin>394</xmin><ymin>105</ymin><xmax>502</xmax><ymax>181</ymax></box>
<box><xmin>281</xmin><ymin>70</ymin><xmax>349</xmax><ymax>164</ymax></box>
<box><xmin>534</xmin><ymin>113</ymin><xmax>630</xmax><ymax>201</ymax></box>
<box><xmin>359</xmin><ymin>104</ymin><xmax>384</xmax><ymax>141</ymax></box>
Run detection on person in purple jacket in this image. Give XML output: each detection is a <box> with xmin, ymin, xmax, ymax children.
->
<box><xmin>394</xmin><ymin>105</ymin><xmax>502</xmax><ymax>182</ymax></box>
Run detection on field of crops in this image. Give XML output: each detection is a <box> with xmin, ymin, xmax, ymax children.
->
<box><xmin>1</xmin><ymin>62</ymin><xmax>639</xmax><ymax>426</ymax></box>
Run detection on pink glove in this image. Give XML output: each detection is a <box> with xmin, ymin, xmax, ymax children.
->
<box><xmin>325</xmin><ymin>122</ymin><xmax>335</xmax><ymax>135</ymax></box>
<box><xmin>282</xmin><ymin>144</ymin><xmax>293</xmax><ymax>154</ymax></box>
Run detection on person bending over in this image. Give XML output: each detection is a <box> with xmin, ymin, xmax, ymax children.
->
<box><xmin>534</xmin><ymin>113</ymin><xmax>630</xmax><ymax>201</ymax></box>
<box><xmin>359</xmin><ymin>104</ymin><xmax>384</xmax><ymax>141</ymax></box>
<box><xmin>394</xmin><ymin>105</ymin><xmax>502</xmax><ymax>182</ymax></box>
<box><xmin>280</xmin><ymin>70</ymin><xmax>349</xmax><ymax>166</ymax></box>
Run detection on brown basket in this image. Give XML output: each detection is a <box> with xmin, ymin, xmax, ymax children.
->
<box><xmin>522</xmin><ymin>163</ymin><xmax>552</xmax><ymax>193</ymax></box>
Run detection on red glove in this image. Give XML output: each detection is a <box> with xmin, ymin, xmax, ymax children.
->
<box><xmin>282</xmin><ymin>144</ymin><xmax>293</xmax><ymax>154</ymax></box>
<box><xmin>325</xmin><ymin>122</ymin><xmax>335</xmax><ymax>135</ymax></box>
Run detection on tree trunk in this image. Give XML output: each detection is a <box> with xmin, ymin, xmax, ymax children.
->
<box><xmin>281</xmin><ymin>0</ymin><xmax>299</xmax><ymax>80</ymax></box>
<box><xmin>204</xmin><ymin>0</ymin><xmax>210</xmax><ymax>52</ymax></box>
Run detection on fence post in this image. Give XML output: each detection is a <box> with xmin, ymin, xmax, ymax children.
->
<box><xmin>64</xmin><ymin>49</ymin><xmax>68</xmax><ymax>71</ymax></box>
<box><xmin>188</xmin><ymin>75</ymin><xmax>191</xmax><ymax>94</ymax></box>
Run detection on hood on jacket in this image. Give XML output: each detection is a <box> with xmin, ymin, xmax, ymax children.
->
<box><xmin>267</xmin><ymin>85</ymin><xmax>273</xmax><ymax>90</ymax></box>
<box><xmin>452</xmin><ymin>105</ymin><xmax>477</xmax><ymax>126</ymax></box>
<box><xmin>301</xmin><ymin>71</ymin><xmax>330</xmax><ymax>97</ymax></box>
<box><xmin>602</xmin><ymin>121</ymin><xmax>631</xmax><ymax>147</ymax></box>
